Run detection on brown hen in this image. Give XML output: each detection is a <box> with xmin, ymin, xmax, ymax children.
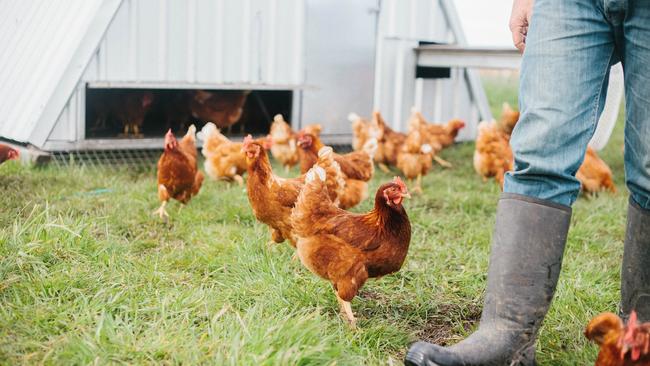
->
<box><xmin>243</xmin><ymin>135</ymin><xmax>343</xmax><ymax>246</ymax></box>
<box><xmin>155</xmin><ymin>126</ymin><xmax>204</xmax><ymax>221</ymax></box>
<box><xmin>585</xmin><ymin>311</ymin><xmax>650</xmax><ymax>366</ymax></box>
<box><xmin>291</xmin><ymin>169</ymin><xmax>411</xmax><ymax>327</ymax></box>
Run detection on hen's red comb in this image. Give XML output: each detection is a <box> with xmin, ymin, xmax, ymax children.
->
<box><xmin>393</xmin><ymin>176</ymin><xmax>407</xmax><ymax>191</ymax></box>
<box><xmin>619</xmin><ymin>311</ymin><xmax>649</xmax><ymax>361</ymax></box>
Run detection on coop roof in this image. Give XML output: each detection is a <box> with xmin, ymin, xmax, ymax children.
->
<box><xmin>0</xmin><ymin>0</ymin><xmax>122</xmax><ymax>146</ymax></box>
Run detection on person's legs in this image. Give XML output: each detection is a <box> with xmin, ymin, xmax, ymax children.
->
<box><xmin>504</xmin><ymin>3</ymin><xmax>618</xmax><ymax>204</ymax></box>
<box><xmin>620</xmin><ymin>1</ymin><xmax>650</xmax><ymax>322</ymax></box>
<box><xmin>405</xmin><ymin>1</ymin><xmax>617</xmax><ymax>365</ymax></box>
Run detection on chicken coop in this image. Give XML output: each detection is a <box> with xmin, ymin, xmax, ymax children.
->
<box><xmin>0</xmin><ymin>0</ymin><xmax>496</xmax><ymax>160</ymax></box>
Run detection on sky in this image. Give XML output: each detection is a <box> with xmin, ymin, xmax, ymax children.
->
<box><xmin>454</xmin><ymin>0</ymin><xmax>513</xmax><ymax>47</ymax></box>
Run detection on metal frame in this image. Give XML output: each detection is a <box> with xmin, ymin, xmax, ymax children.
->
<box><xmin>416</xmin><ymin>45</ymin><xmax>521</xmax><ymax>69</ymax></box>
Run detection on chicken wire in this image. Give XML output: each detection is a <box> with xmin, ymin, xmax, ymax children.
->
<box><xmin>48</xmin><ymin>143</ymin><xmax>352</xmax><ymax>171</ymax></box>
<box><xmin>50</xmin><ymin>149</ymin><xmax>163</xmax><ymax>171</ymax></box>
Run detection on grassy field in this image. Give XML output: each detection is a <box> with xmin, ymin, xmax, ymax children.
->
<box><xmin>0</xmin><ymin>79</ymin><xmax>627</xmax><ymax>365</ymax></box>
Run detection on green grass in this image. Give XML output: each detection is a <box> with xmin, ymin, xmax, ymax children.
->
<box><xmin>0</xmin><ymin>80</ymin><xmax>628</xmax><ymax>365</ymax></box>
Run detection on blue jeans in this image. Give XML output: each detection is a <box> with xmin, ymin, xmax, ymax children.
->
<box><xmin>504</xmin><ymin>0</ymin><xmax>650</xmax><ymax>210</ymax></box>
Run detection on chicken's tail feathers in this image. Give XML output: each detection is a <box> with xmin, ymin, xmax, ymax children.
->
<box><xmin>317</xmin><ymin>146</ymin><xmax>333</xmax><ymax>159</ymax></box>
<box><xmin>362</xmin><ymin>138</ymin><xmax>378</xmax><ymax>158</ymax></box>
<box><xmin>420</xmin><ymin>143</ymin><xmax>433</xmax><ymax>154</ymax></box>
<box><xmin>197</xmin><ymin>122</ymin><xmax>217</xmax><ymax>141</ymax></box>
<box><xmin>185</xmin><ymin>124</ymin><xmax>197</xmax><ymax>139</ymax></box>
<box><xmin>306</xmin><ymin>166</ymin><xmax>326</xmax><ymax>183</ymax></box>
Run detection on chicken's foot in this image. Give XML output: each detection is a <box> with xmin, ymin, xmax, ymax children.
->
<box><xmin>378</xmin><ymin>163</ymin><xmax>391</xmax><ymax>174</ymax></box>
<box><xmin>336</xmin><ymin>292</ymin><xmax>357</xmax><ymax>329</ymax></box>
<box><xmin>153</xmin><ymin>201</ymin><xmax>169</xmax><ymax>222</ymax></box>
<box><xmin>433</xmin><ymin>155</ymin><xmax>453</xmax><ymax>168</ymax></box>
<box><xmin>412</xmin><ymin>175</ymin><xmax>423</xmax><ymax>195</ymax></box>
<box><xmin>234</xmin><ymin>175</ymin><xmax>244</xmax><ymax>186</ymax></box>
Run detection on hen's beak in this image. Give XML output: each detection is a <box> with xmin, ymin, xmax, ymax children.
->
<box><xmin>401</xmin><ymin>192</ymin><xmax>411</xmax><ymax>199</ymax></box>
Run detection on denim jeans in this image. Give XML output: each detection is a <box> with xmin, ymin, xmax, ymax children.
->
<box><xmin>503</xmin><ymin>0</ymin><xmax>650</xmax><ymax>210</ymax></box>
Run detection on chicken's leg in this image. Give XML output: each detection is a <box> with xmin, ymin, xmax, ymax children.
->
<box><xmin>234</xmin><ymin>175</ymin><xmax>244</xmax><ymax>186</ymax></box>
<box><xmin>336</xmin><ymin>292</ymin><xmax>357</xmax><ymax>328</ymax></box>
<box><xmin>154</xmin><ymin>184</ymin><xmax>170</xmax><ymax>222</ymax></box>
<box><xmin>153</xmin><ymin>201</ymin><xmax>169</xmax><ymax>222</ymax></box>
<box><xmin>378</xmin><ymin>163</ymin><xmax>391</xmax><ymax>174</ymax></box>
<box><xmin>413</xmin><ymin>174</ymin><xmax>423</xmax><ymax>195</ymax></box>
<box><xmin>433</xmin><ymin>155</ymin><xmax>453</xmax><ymax>168</ymax></box>
<box><xmin>133</xmin><ymin>124</ymin><xmax>144</xmax><ymax>138</ymax></box>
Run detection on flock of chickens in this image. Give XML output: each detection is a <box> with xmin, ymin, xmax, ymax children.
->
<box><xmin>0</xmin><ymin>102</ymin><xmax>642</xmax><ymax>364</ymax></box>
<box><xmin>88</xmin><ymin>90</ymin><xmax>249</xmax><ymax>138</ymax></box>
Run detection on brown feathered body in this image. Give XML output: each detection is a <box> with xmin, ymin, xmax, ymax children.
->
<box><xmin>408</xmin><ymin>111</ymin><xmax>465</xmax><ymax>149</ymax></box>
<box><xmin>157</xmin><ymin>127</ymin><xmax>204</xmax><ymax>204</ymax></box>
<box><xmin>473</xmin><ymin>120</ymin><xmax>513</xmax><ymax>188</ymax></box>
<box><xmin>499</xmin><ymin>103</ymin><xmax>520</xmax><ymax>135</ymax></box>
<box><xmin>269</xmin><ymin>115</ymin><xmax>300</xmax><ymax>170</ymax></box>
<box><xmin>190</xmin><ymin>90</ymin><xmax>249</xmax><ymax>128</ymax></box>
<box><xmin>577</xmin><ymin>147</ymin><xmax>617</xmax><ymax>194</ymax></box>
<box><xmin>243</xmin><ymin>137</ymin><xmax>344</xmax><ymax>246</ymax></box>
<box><xmin>373</xmin><ymin>111</ymin><xmax>406</xmax><ymax>166</ymax></box>
<box><xmin>297</xmin><ymin>133</ymin><xmax>374</xmax><ymax>209</ymax></box>
<box><xmin>585</xmin><ymin>312</ymin><xmax>650</xmax><ymax>366</ymax></box>
<box><xmin>350</xmin><ymin>113</ymin><xmax>379</xmax><ymax>152</ymax></box>
<box><xmin>291</xmin><ymin>173</ymin><xmax>411</xmax><ymax>303</ymax></box>
<box><xmin>397</xmin><ymin>128</ymin><xmax>435</xmax><ymax>181</ymax></box>
<box><xmin>198</xmin><ymin>123</ymin><xmax>246</xmax><ymax>182</ymax></box>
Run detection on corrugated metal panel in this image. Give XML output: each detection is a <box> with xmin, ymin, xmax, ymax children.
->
<box><xmin>85</xmin><ymin>0</ymin><xmax>305</xmax><ymax>87</ymax></box>
<box><xmin>374</xmin><ymin>0</ymin><xmax>480</xmax><ymax>140</ymax></box>
<box><xmin>0</xmin><ymin>0</ymin><xmax>121</xmax><ymax>144</ymax></box>
<box><xmin>301</xmin><ymin>0</ymin><xmax>378</xmax><ymax>136</ymax></box>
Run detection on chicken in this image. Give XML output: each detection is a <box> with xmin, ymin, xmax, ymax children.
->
<box><xmin>577</xmin><ymin>147</ymin><xmax>617</xmax><ymax>194</ymax></box>
<box><xmin>296</xmin><ymin>132</ymin><xmax>376</xmax><ymax>209</ymax></box>
<box><xmin>397</xmin><ymin>128</ymin><xmax>435</xmax><ymax>194</ymax></box>
<box><xmin>499</xmin><ymin>102</ymin><xmax>520</xmax><ymax>135</ymax></box>
<box><xmin>373</xmin><ymin>111</ymin><xmax>407</xmax><ymax>173</ymax></box>
<box><xmin>405</xmin><ymin>110</ymin><xmax>450</xmax><ymax>168</ymax></box>
<box><xmin>0</xmin><ymin>144</ymin><xmax>19</xmax><ymax>164</ymax></box>
<box><xmin>585</xmin><ymin>311</ymin><xmax>650</xmax><ymax>366</ymax></box>
<box><xmin>197</xmin><ymin>122</ymin><xmax>247</xmax><ymax>185</ymax></box>
<box><xmin>297</xmin><ymin>132</ymin><xmax>374</xmax><ymax>181</ymax></box>
<box><xmin>407</xmin><ymin>110</ymin><xmax>465</xmax><ymax>167</ymax></box>
<box><xmin>268</xmin><ymin>114</ymin><xmax>324</xmax><ymax>172</ymax></box>
<box><xmin>291</xmin><ymin>169</ymin><xmax>411</xmax><ymax>327</ymax></box>
<box><xmin>302</xmin><ymin>123</ymin><xmax>323</xmax><ymax>137</ymax></box>
<box><xmin>268</xmin><ymin>114</ymin><xmax>299</xmax><ymax>172</ymax></box>
<box><xmin>116</xmin><ymin>91</ymin><xmax>154</xmax><ymax>138</ymax></box>
<box><xmin>473</xmin><ymin>120</ymin><xmax>513</xmax><ymax>188</ymax></box>
<box><xmin>242</xmin><ymin>135</ymin><xmax>343</xmax><ymax>246</ymax></box>
<box><xmin>190</xmin><ymin>90</ymin><xmax>250</xmax><ymax>128</ymax></box>
<box><xmin>349</xmin><ymin>113</ymin><xmax>380</xmax><ymax>152</ymax></box>
<box><xmin>154</xmin><ymin>126</ymin><xmax>204</xmax><ymax>221</ymax></box>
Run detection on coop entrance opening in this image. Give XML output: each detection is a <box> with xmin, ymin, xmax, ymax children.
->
<box><xmin>85</xmin><ymin>88</ymin><xmax>293</xmax><ymax>139</ymax></box>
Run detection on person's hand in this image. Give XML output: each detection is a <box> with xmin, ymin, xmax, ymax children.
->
<box><xmin>509</xmin><ymin>0</ymin><xmax>534</xmax><ymax>52</ymax></box>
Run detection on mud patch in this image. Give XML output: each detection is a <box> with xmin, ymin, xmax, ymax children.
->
<box><xmin>415</xmin><ymin>303</ymin><xmax>482</xmax><ymax>346</ymax></box>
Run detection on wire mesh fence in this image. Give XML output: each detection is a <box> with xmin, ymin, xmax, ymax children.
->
<box><xmin>48</xmin><ymin>143</ymin><xmax>353</xmax><ymax>172</ymax></box>
<box><xmin>51</xmin><ymin>149</ymin><xmax>163</xmax><ymax>172</ymax></box>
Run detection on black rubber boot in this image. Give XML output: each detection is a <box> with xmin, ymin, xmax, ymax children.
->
<box><xmin>621</xmin><ymin>198</ymin><xmax>650</xmax><ymax>322</ymax></box>
<box><xmin>405</xmin><ymin>193</ymin><xmax>572</xmax><ymax>366</ymax></box>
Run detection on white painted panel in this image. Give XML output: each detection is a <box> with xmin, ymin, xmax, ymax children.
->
<box><xmin>0</xmin><ymin>0</ymin><xmax>117</xmax><ymax>144</ymax></box>
<box><xmin>302</xmin><ymin>0</ymin><xmax>378</xmax><ymax>135</ymax></box>
<box><xmin>136</xmin><ymin>0</ymin><xmax>161</xmax><ymax>81</ymax></box>
<box><xmin>82</xmin><ymin>0</ymin><xmax>305</xmax><ymax>86</ymax></box>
